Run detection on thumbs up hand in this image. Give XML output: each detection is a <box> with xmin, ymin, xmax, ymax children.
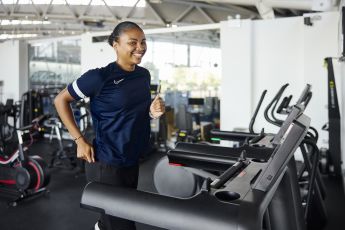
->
<box><xmin>150</xmin><ymin>94</ymin><xmax>165</xmax><ymax>119</ymax></box>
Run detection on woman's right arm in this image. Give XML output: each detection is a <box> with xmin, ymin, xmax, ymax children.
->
<box><xmin>54</xmin><ymin>88</ymin><xmax>95</xmax><ymax>163</ymax></box>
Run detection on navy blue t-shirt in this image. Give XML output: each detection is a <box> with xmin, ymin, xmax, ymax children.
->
<box><xmin>67</xmin><ymin>62</ymin><xmax>151</xmax><ymax>166</ymax></box>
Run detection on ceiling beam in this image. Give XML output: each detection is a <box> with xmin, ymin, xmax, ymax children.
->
<box><xmin>126</xmin><ymin>0</ymin><xmax>140</xmax><ymax>18</ymax></box>
<box><xmin>64</xmin><ymin>0</ymin><xmax>79</xmax><ymax>20</ymax></box>
<box><xmin>11</xmin><ymin>0</ymin><xmax>20</xmax><ymax>16</ymax></box>
<box><xmin>196</xmin><ymin>6</ymin><xmax>214</xmax><ymax>23</ymax></box>
<box><xmin>213</xmin><ymin>2</ymin><xmax>259</xmax><ymax>18</ymax></box>
<box><xmin>102</xmin><ymin>0</ymin><xmax>120</xmax><ymax>21</ymax></box>
<box><xmin>164</xmin><ymin>0</ymin><xmax>257</xmax><ymax>17</ymax></box>
<box><xmin>42</xmin><ymin>0</ymin><xmax>54</xmax><ymax>19</ymax></box>
<box><xmin>0</xmin><ymin>27</ymin><xmax>84</xmax><ymax>33</ymax></box>
<box><xmin>173</xmin><ymin>5</ymin><xmax>194</xmax><ymax>23</ymax></box>
<box><xmin>145</xmin><ymin>0</ymin><xmax>166</xmax><ymax>25</ymax></box>
<box><xmin>30</xmin><ymin>0</ymin><xmax>43</xmax><ymax>19</ymax></box>
<box><xmin>0</xmin><ymin>0</ymin><xmax>10</xmax><ymax>15</ymax></box>
<box><xmin>185</xmin><ymin>0</ymin><xmax>325</xmax><ymax>11</ymax></box>
<box><xmin>81</xmin><ymin>0</ymin><xmax>94</xmax><ymax>17</ymax></box>
<box><xmin>0</xmin><ymin>13</ymin><xmax>163</xmax><ymax>26</ymax></box>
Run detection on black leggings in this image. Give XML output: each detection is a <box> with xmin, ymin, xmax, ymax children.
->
<box><xmin>85</xmin><ymin>162</ymin><xmax>139</xmax><ymax>230</ymax></box>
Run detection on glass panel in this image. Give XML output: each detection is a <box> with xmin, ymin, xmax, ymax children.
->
<box><xmin>143</xmin><ymin>29</ymin><xmax>221</xmax><ymax>126</ymax></box>
<box><xmin>29</xmin><ymin>38</ymin><xmax>81</xmax><ymax>90</ymax></box>
<box><xmin>143</xmin><ymin>29</ymin><xmax>221</xmax><ymax>99</ymax></box>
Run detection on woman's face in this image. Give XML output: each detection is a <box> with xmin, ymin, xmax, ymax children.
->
<box><xmin>114</xmin><ymin>28</ymin><xmax>147</xmax><ymax>65</ymax></box>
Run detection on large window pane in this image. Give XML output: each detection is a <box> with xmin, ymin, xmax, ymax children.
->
<box><xmin>29</xmin><ymin>38</ymin><xmax>81</xmax><ymax>89</ymax></box>
<box><xmin>143</xmin><ymin>30</ymin><xmax>221</xmax><ymax>99</ymax></box>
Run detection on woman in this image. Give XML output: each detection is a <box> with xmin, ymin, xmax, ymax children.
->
<box><xmin>54</xmin><ymin>21</ymin><xmax>165</xmax><ymax>230</ymax></box>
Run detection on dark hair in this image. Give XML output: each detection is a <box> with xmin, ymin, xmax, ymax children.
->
<box><xmin>108</xmin><ymin>21</ymin><xmax>143</xmax><ymax>46</ymax></box>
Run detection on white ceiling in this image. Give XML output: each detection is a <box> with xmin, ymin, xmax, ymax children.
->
<box><xmin>0</xmin><ymin>0</ymin><xmax>339</xmax><ymax>40</ymax></box>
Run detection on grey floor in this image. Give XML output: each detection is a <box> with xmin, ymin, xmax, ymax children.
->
<box><xmin>0</xmin><ymin>139</ymin><xmax>165</xmax><ymax>230</ymax></box>
<box><xmin>0</xmin><ymin>139</ymin><xmax>345</xmax><ymax>230</ymax></box>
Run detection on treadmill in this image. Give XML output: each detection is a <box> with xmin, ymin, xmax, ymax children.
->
<box><xmin>80</xmin><ymin>86</ymin><xmax>312</xmax><ymax>230</ymax></box>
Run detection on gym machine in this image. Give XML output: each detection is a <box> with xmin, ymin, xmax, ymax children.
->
<box><xmin>211</xmin><ymin>84</ymin><xmax>326</xmax><ymax>229</ymax></box>
<box><xmin>0</xmin><ymin>111</ymin><xmax>50</xmax><ymax>207</ymax></box>
<box><xmin>44</xmin><ymin>117</ymin><xmax>77</xmax><ymax>169</ymax></box>
<box><xmin>152</xmin><ymin>86</ymin><xmax>267</xmax><ymax>198</ymax></box>
<box><xmin>175</xmin><ymin>98</ymin><xmax>207</xmax><ymax>143</ymax></box>
<box><xmin>320</xmin><ymin>58</ymin><xmax>342</xmax><ymax>177</ymax></box>
<box><xmin>20</xmin><ymin>90</ymin><xmax>44</xmax><ymax>127</ymax></box>
<box><xmin>80</xmin><ymin>85</ymin><xmax>316</xmax><ymax>230</ymax></box>
<box><xmin>318</xmin><ymin>6</ymin><xmax>344</xmax><ymax>180</ymax></box>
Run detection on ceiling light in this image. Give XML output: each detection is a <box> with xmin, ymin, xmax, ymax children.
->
<box><xmin>1</xmin><ymin>0</ymin><xmax>146</xmax><ymax>7</ymax></box>
<box><xmin>0</xmin><ymin>20</ymin><xmax>51</xmax><ymax>26</ymax></box>
<box><xmin>0</xmin><ymin>34</ymin><xmax>38</xmax><ymax>40</ymax></box>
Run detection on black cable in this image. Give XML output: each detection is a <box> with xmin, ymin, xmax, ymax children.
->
<box><xmin>300</xmin><ymin>138</ymin><xmax>325</xmax><ymax>220</ymax></box>
<box><xmin>303</xmin><ymin>135</ymin><xmax>326</xmax><ymax>199</ymax></box>
<box><xmin>308</xmin><ymin>126</ymin><xmax>319</xmax><ymax>143</ymax></box>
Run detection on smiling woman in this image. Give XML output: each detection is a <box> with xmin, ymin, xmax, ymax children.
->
<box><xmin>108</xmin><ymin>22</ymin><xmax>147</xmax><ymax>71</ymax></box>
<box><xmin>53</xmin><ymin>21</ymin><xmax>165</xmax><ymax>230</ymax></box>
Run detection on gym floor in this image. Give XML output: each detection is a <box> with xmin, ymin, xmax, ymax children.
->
<box><xmin>0</xmin><ymin>139</ymin><xmax>345</xmax><ymax>230</ymax></box>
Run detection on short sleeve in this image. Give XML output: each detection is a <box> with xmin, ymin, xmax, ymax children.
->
<box><xmin>67</xmin><ymin>69</ymin><xmax>104</xmax><ymax>100</ymax></box>
<box><xmin>145</xmin><ymin>68</ymin><xmax>151</xmax><ymax>84</ymax></box>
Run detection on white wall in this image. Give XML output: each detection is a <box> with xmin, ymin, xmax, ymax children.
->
<box><xmin>220</xmin><ymin>11</ymin><xmax>342</xmax><ymax>164</ymax></box>
<box><xmin>220</xmin><ymin>20</ymin><xmax>253</xmax><ymax>131</ymax></box>
<box><xmin>81</xmin><ymin>32</ymin><xmax>116</xmax><ymax>73</ymax></box>
<box><xmin>0</xmin><ymin>40</ymin><xmax>28</xmax><ymax>102</ymax></box>
<box><xmin>221</xmin><ymin>12</ymin><xmax>339</xmax><ymax>138</ymax></box>
<box><xmin>303</xmin><ymin>12</ymin><xmax>341</xmax><ymax>145</ymax></box>
<box><xmin>252</xmin><ymin>17</ymin><xmax>305</xmax><ymax>134</ymax></box>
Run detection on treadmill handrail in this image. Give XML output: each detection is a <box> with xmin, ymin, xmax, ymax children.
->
<box><xmin>210</xmin><ymin>130</ymin><xmax>258</xmax><ymax>141</ymax></box>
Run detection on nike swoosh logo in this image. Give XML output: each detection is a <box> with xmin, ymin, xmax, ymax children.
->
<box><xmin>114</xmin><ymin>78</ymin><xmax>124</xmax><ymax>85</ymax></box>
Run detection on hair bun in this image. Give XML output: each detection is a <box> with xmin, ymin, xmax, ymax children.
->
<box><xmin>108</xmin><ymin>21</ymin><xmax>143</xmax><ymax>47</ymax></box>
<box><xmin>108</xmin><ymin>32</ymin><xmax>115</xmax><ymax>46</ymax></box>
